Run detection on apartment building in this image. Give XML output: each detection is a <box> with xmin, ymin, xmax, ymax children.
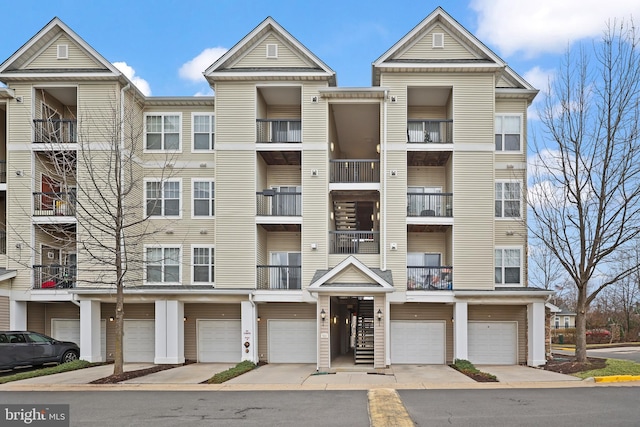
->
<box><xmin>0</xmin><ymin>7</ymin><xmax>551</xmax><ymax>369</ymax></box>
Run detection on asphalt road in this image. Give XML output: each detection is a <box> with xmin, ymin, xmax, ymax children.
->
<box><xmin>555</xmin><ymin>346</ymin><xmax>640</xmax><ymax>363</ymax></box>
<box><xmin>1</xmin><ymin>388</ymin><xmax>639</xmax><ymax>426</ymax></box>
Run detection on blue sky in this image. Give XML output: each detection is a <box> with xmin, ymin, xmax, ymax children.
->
<box><xmin>2</xmin><ymin>0</ymin><xmax>639</xmax><ymax>103</ymax></box>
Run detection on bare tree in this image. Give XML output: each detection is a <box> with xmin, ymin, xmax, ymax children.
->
<box><xmin>529</xmin><ymin>19</ymin><xmax>640</xmax><ymax>362</ymax></box>
<box><xmin>529</xmin><ymin>240</ymin><xmax>566</xmax><ymax>291</ymax></box>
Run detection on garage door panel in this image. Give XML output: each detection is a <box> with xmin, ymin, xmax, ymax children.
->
<box><xmin>269</xmin><ymin>320</ymin><xmax>316</xmax><ymax>363</ymax></box>
<box><xmin>198</xmin><ymin>320</ymin><xmax>241</xmax><ymax>363</ymax></box>
<box><xmin>468</xmin><ymin>322</ymin><xmax>517</xmax><ymax>365</ymax></box>
<box><xmin>124</xmin><ymin>320</ymin><xmax>155</xmax><ymax>363</ymax></box>
<box><xmin>391</xmin><ymin>321</ymin><xmax>445</xmax><ymax>364</ymax></box>
<box><xmin>51</xmin><ymin>319</ymin><xmax>107</xmax><ymax>361</ymax></box>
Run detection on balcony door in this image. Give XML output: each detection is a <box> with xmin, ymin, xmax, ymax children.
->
<box><xmin>270</xmin><ymin>252</ymin><xmax>301</xmax><ymax>289</ymax></box>
<box><xmin>41</xmin><ymin>175</ymin><xmax>61</xmax><ymax>210</ymax></box>
<box><xmin>408</xmin><ymin>186</ymin><xmax>441</xmax><ymax>216</ymax></box>
<box><xmin>271</xmin><ymin>186</ymin><xmax>301</xmax><ymax>216</ymax></box>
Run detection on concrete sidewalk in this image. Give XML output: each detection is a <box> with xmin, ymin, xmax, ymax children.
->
<box><xmin>4</xmin><ymin>364</ymin><xmax>153</xmax><ymax>385</ymax></box>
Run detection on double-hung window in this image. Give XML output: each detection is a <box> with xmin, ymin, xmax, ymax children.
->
<box><xmin>193</xmin><ymin>246</ymin><xmax>214</xmax><ymax>284</ymax></box>
<box><xmin>495</xmin><ymin>115</ymin><xmax>521</xmax><ymax>151</ymax></box>
<box><xmin>193</xmin><ymin>180</ymin><xmax>215</xmax><ymax>217</ymax></box>
<box><xmin>146</xmin><ymin>180</ymin><xmax>181</xmax><ymax>217</ymax></box>
<box><xmin>146</xmin><ymin>113</ymin><xmax>181</xmax><ymax>150</ymax></box>
<box><xmin>495</xmin><ymin>181</ymin><xmax>521</xmax><ymax>218</ymax></box>
<box><xmin>495</xmin><ymin>248</ymin><xmax>521</xmax><ymax>285</ymax></box>
<box><xmin>193</xmin><ymin>114</ymin><xmax>215</xmax><ymax>151</ymax></box>
<box><xmin>146</xmin><ymin>246</ymin><xmax>181</xmax><ymax>283</ymax></box>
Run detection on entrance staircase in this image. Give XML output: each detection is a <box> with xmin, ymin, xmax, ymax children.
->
<box><xmin>354</xmin><ymin>299</ymin><xmax>375</xmax><ymax>364</ymax></box>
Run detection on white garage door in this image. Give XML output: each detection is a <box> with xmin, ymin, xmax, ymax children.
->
<box><xmin>468</xmin><ymin>322</ymin><xmax>517</xmax><ymax>365</ymax></box>
<box><xmin>124</xmin><ymin>320</ymin><xmax>155</xmax><ymax>362</ymax></box>
<box><xmin>51</xmin><ymin>319</ymin><xmax>107</xmax><ymax>361</ymax></box>
<box><xmin>391</xmin><ymin>321</ymin><xmax>445</xmax><ymax>364</ymax></box>
<box><xmin>197</xmin><ymin>319</ymin><xmax>241</xmax><ymax>363</ymax></box>
<box><xmin>268</xmin><ymin>320</ymin><xmax>316</xmax><ymax>363</ymax></box>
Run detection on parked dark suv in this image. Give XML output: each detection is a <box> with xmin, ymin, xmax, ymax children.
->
<box><xmin>0</xmin><ymin>331</ymin><xmax>79</xmax><ymax>370</ymax></box>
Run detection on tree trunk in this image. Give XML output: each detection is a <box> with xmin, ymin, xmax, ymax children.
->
<box><xmin>575</xmin><ymin>285</ymin><xmax>588</xmax><ymax>363</ymax></box>
<box><xmin>114</xmin><ymin>284</ymin><xmax>124</xmax><ymax>375</ymax></box>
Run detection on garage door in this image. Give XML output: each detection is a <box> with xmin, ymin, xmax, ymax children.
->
<box><xmin>468</xmin><ymin>322</ymin><xmax>517</xmax><ymax>365</ymax></box>
<box><xmin>268</xmin><ymin>319</ymin><xmax>316</xmax><ymax>363</ymax></box>
<box><xmin>51</xmin><ymin>319</ymin><xmax>107</xmax><ymax>361</ymax></box>
<box><xmin>197</xmin><ymin>319</ymin><xmax>241</xmax><ymax>363</ymax></box>
<box><xmin>391</xmin><ymin>321</ymin><xmax>445</xmax><ymax>364</ymax></box>
<box><xmin>124</xmin><ymin>320</ymin><xmax>155</xmax><ymax>362</ymax></box>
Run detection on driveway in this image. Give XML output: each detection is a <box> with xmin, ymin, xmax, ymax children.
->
<box><xmin>477</xmin><ymin>365</ymin><xmax>581</xmax><ymax>383</ymax></box>
<box><xmin>4</xmin><ymin>364</ymin><xmax>153</xmax><ymax>385</ymax></box>
<box><xmin>555</xmin><ymin>345</ymin><xmax>640</xmax><ymax>363</ymax></box>
<box><xmin>121</xmin><ymin>363</ymin><xmax>234</xmax><ymax>384</ymax></box>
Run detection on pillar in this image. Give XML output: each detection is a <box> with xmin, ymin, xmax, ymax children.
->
<box><xmin>80</xmin><ymin>300</ymin><xmax>102</xmax><ymax>362</ymax></box>
<box><xmin>9</xmin><ymin>300</ymin><xmax>27</xmax><ymax>330</ymax></box>
<box><xmin>241</xmin><ymin>300</ymin><xmax>257</xmax><ymax>362</ymax></box>
<box><xmin>528</xmin><ymin>301</ymin><xmax>546</xmax><ymax>366</ymax></box>
<box><xmin>155</xmin><ymin>300</ymin><xmax>184</xmax><ymax>364</ymax></box>
<box><xmin>453</xmin><ymin>302</ymin><xmax>468</xmax><ymax>361</ymax></box>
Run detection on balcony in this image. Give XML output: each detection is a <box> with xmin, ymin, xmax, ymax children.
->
<box><xmin>256</xmin><ymin>190</ymin><xmax>301</xmax><ymax>216</ymax></box>
<box><xmin>33</xmin><ymin>192</ymin><xmax>76</xmax><ymax>216</ymax></box>
<box><xmin>329</xmin><ymin>231</ymin><xmax>380</xmax><ymax>254</ymax></box>
<box><xmin>330</xmin><ymin>160</ymin><xmax>380</xmax><ymax>183</ymax></box>
<box><xmin>407</xmin><ymin>193</ymin><xmax>453</xmax><ymax>217</ymax></box>
<box><xmin>33</xmin><ymin>264</ymin><xmax>76</xmax><ymax>289</ymax></box>
<box><xmin>407</xmin><ymin>266</ymin><xmax>453</xmax><ymax>290</ymax></box>
<box><xmin>407</xmin><ymin>120</ymin><xmax>453</xmax><ymax>144</ymax></box>
<box><xmin>256</xmin><ymin>119</ymin><xmax>301</xmax><ymax>143</ymax></box>
<box><xmin>256</xmin><ymin>265</ymin><xmax>302</xmax><ymax>290</ymax></box>
<box><xmin>33</xmin><ymin>119</ymin><xmax>77</xmax><ymax>144</ymax></box>
<box><xmin>0</xmin><ymin>230</ymin><xmax>5</xmax><ymax>255</ymax></box>
<box><xmin>0</xmin><ymin>161</ymin><xmax>5</xmax><ymax>183</ymax></box>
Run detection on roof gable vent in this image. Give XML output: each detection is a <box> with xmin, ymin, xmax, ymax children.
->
<box><xmin>57</xmin><ymin>44</ymin><xmax>69</xmax><ymax>59</ymax></box>
<box><xmin>432</xmin><ymin>33</ymin><xmax>444</xmax><ymax>49</ymax></box>
<box><xmin>266</xmin><ymin>43</ymin><xmax>278</xmax><ymax>58</ymax></box>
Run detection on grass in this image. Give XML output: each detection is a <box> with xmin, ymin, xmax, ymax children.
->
<box><xmin>0</xmin><ymin>360</ymin><xmax>92</xmax><ymax>384</ymax></box>
<box><xmin>572</xmin><ymin>359</ymin><xmax>640</xmax><ymax>379</ymax></box>
<box><xmin>450</xmin><ymin>359</ymin><xmax>498</xmax><ymax>382</ymax></box>
<box><xmin>206</xmin><ymin>360</ymin><xmax>257</xmax><ymax>384</ymax></box>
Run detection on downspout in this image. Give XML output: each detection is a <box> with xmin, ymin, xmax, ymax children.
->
<box><xmin>382</xmin><ymin>89</ymin><xmax>388</xmax><ymax>271</ymax></box>
<box><xmin>248</xmin><ymin>291</ymin><xmax>258</xmax><ymax>362</ymax></box>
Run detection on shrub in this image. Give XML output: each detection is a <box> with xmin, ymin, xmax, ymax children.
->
<box><xmin>450</xmin><ymin>359</ymin><xmax>498</xmax><ymax>382</ymax></box>
<box><xmin>207</xmin><ymin>360</ymin><xmax>256</xmax><ymax>384</ymax></box>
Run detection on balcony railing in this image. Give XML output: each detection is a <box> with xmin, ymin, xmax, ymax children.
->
<box><xmin>407</xmin><ymin>120</ymin><xmax>453</xmax><ymax>143</ymax></box>
<box><xmin>257</xmin><ymin>265</ymin><xmax>302</xmax><ymax>290</ymax></box>
<box><xmin>0</xmin><ymin>230</ymin><xmax>5</xmax><ymax>255</ymax></box>
<box><xmin>33</xmin><ymin>192</ymin><xmax>76</xmax><ymax>216</ymax></box>
<box><xmin>330</xmin><ymin>160</ymin><xmax>380</xmax><ymax>183</ymax></box>
<box><xmin>407</xmin><ymin>193</ymin><xmax>453</xmax><ymax>217</ymax></box>
<box><xmin>33</xmin><ymin>119</ymin><xmax>77</xmax><ymax>144</ymax></box>
<box><xmin>33</xmin><ymin>264</ymin><xmax>76</xmax><ymax>289</ymax></box>
<box><xmin>329</xmin><ymin>231</ymin><xmax>380</xmax><ymax>254</ymax></box>
<box><xmin>256</xmin><ymin>190</ymin><xmax>301</xmax><ymax>216</ymax></box>
<box><xmin>407</xmin><ymin>266</ymin><xmax>453</xmax><ymax>290</ymax></box>
<box><xmin>256</xmin><ymin>119</ymin><xmax>302</xmax><ymax>143</ymax></box>
<box><xmin>0</xmin><ymin>160</ymin><xmax>6</xmax><ymax>183</ymax></box>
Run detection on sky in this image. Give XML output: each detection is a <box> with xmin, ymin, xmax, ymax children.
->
<box><xmin>2</xmin><ymin>0</ymin><xmax>639</xmax><ymax>102</ymax></box>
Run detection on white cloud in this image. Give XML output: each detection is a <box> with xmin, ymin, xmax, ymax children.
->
<box><xmin>179</xmin><ymin>47</ymin><xmax>228</xmax><ymax>83</ymax></box>
<box><xmin>194</xmin><ymin>89</ymin><xmax>214</xmax><ymax>97</ymax></box>
<box><xmin>523</xmin><ymin>66</ymin><xmax>555</xmax><ymax>120</ymax></box>
<box><xmin>112</xmin><ymin>62</ymin><xmax>152</xmax><ymax>96</ymax></box>
<box><xmin>470</xmin><ymin>0</ymin><xmax>640</xmax><ymax>57</ymax></box>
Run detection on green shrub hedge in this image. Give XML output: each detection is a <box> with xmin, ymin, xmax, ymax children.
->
<box><xmin>206</xmin><ymin>360</ymin><xmax>257</xmax><ymax>384</ymax></box>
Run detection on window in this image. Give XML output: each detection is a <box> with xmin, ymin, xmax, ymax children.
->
<box><xmin>554</xmin><ymin>317</ymin><xmax>560</xmax><ymax>329</ymax></box>
<box><xmin>146</xmin><ymin>246</ymin><xmax>181</xmax><ymax>283</ymax></box>
<box><xmin>145</xmin><ymin>113</ymin><xmax>180</xmax><ymax>150</ymax></box>
<box><xmin>495</xmin><ymin>115</ymin><xmax>521</xmax><ymax>151</ymax></box>
<box><xmin>146</xmin><ymin>180</ymin><xmax>181</xmax><ymax>217</ymax></box>
<box><xmin>270</xmin><ymin>252</ymin><xmax>301</xmax><ymax>289</ymax></box>
<box><xmin>495</xmin><ymin>248</ymin><xmax>521</xmax><ymax>285</ymax></box>
<box><xmin>193</xmin><ymin>246</ymin><xmax>214</xmax><ymax>283</ymax></box>
<box><xmin>495</xmin><ymin>181</ymin><xmax>521</xmax><ymax>218</ymax></box>
<box><xmin>193</xmin><ymin>114</ymin><xmax>215</xmax><ymax>150</ymax></box>
<box><xmin>564</xmin><ymin>316</ymin><xmax>570</xmax><ymax>328</ymax></box>
<box><xmin>271</xmin><ymin>186</ymin><xmax>301</xmax><ymax>216</ymax></box>
<box><xmin>193</xmin><ymin>180</ymin><xmax>215</xmax><ymax>217</ymax></box>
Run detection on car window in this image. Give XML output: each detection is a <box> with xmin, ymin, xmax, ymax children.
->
<box><xmin>6</xmin><ymin>333</ymin><xmax>26</xmax><ymax>343</ymax></box>
<box><xmin>26</xmin><ymin>332</ymin><xmax>52</xmax><ymax>343</ymax></box>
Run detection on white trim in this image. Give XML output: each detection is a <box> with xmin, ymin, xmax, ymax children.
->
<box><xmin>494</xmin><ymin>113</ymin><xmax>523</xmax><ymax>154</ymax></box>
<box><xmin>144</xmin><ymin>244</ymin><xmax>183</xmax><ymax>285</ymax></box>
<box><xmin>494</xmin><ymin>179</ymin><xmax>523</xmax><ymax>220</ymax></box>
<box><xmin>308</xmin><ymin>255</ymin><xmax>393</xmax><ymax>289</ymax></box>
<box><xmin>56</xmin><ymin>44</ymin><xmax>69</xmax><ymax>59</ymax></box>
<box><xmin>494</xmin><ymin>246</ymin><xmax>524</xmax><ymax>287</ymax></box>
<box><xmin>143</xmin><ymin>112</ymin><xmax>183</xmax><ymax>153</ymax></box>
<box><xmin>190</xmin><ymin>178</ymin><xmax>215</xmax><ymax>219</ymax></box>
<box><xmin>432</xmin><ymin>33</ymin><xmax>444</xmax><ymax>49</ymax></box>
<box><xmin>143</xmin><ymin>178</ymin><xmax>183</xmax><ymax>219</ymax></box>
<box><xmin>190</xmin><ymin>112</ymin><xmax>215</xmax><ymax>153</ymax></box>
<box><xmin>191</xmin><ymin>244</ymin><xmax>215</xmax><ymax>286</ymax></box>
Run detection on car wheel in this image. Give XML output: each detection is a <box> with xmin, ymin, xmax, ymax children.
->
<box><xmin>61</xmin><ymin>350</ymin><xmax>78</xmax><ymax>364</ymax></box>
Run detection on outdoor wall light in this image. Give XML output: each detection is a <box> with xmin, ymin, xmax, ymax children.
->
<box><xmin>257</xmin><ymin>316</ymin><xmax>261</xmax><ymax>322</ymax></box>
<box><xmin>320</xmin><ymin>309</ymin><xmax>326</xmax><ymax>322</ymax></box>
<box><xmin>109</xmin><ymin>316</ymin><xmax>114</xmax><ymax>322</ymax></box>
<box><xmin>377</xmin><ymin>309</ymin><xmax>383</xmax><ymax>324</ymax></box>
<box><xmin>183</xmin><ymin>317</ymin><xmax>188</xmax><ymax>322</ymax></box>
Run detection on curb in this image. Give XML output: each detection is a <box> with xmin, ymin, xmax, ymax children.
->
<box><xmin>592</xmin><ymin>375</ymin><xmax>640</xmax><ymax>383</ymax></box>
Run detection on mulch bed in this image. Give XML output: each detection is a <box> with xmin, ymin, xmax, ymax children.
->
<box><xmin>540</xmin><ymin>354</ymin><xmax>607</xmax><ymax>375</ymax></box>
<box><xmin>449</xmin><ymin>365</ymin><xmax>498</xmax><ymax>382</ymax></box>
<box><xmin>89</xmin><ymin>364</ymin><xmax>181</xmax><ymax>384</ymax></box>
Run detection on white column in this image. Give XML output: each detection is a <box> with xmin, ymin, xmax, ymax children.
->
<box><xmin>528</xmin><ymin>302</ymin><xmax>546</xmax><ymax>366</ymax></box>
<box><xmin>453</xmin><ymin>302</ymin><xmax>468</xmax><ymax>361</ymax></box>
<box><xmin>241</xmin><ymin>300</ymin><xmax>257</xmax><ymax>362</ymax></box>
<box><xmin>154</xmin><ymin>300</ymin><xmax>184</xmax><ymax>364</ymax></box>
<box><xmin>9</xmin><ymin>300</ymin><xmax>27</xmax><ymax>330</ymax></box>
<box><xmin>80</xmin><ymin>300</ymin><xmax>102</xmax><ymax>362</ymax></box>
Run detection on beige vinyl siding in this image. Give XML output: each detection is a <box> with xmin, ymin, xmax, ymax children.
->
<box><xmin>234</xmin><ymin>34</ymin><xmax>312</xmax><ymax>69</ymax></box>
<box><xmin>103</xmin><ymin>303</ymin><xmax>154</xmax><ymax>361</ymax></box>
<box><xmin>7</xmin><ymin>83</ymin><xmax>33</xmax><ymax>143</ymax></box>
<box><xmin>407</xmin><ymin>105</ymin><xmax>449</xmax><ymax>120</ymax></box>
<box><xmin>37</xmin><ymin>302</ymin><xmax>80</xmax><ymax>336</ymax></box>
<box><xmin>373</xmin><ymin>295</ymin><xmax>385</xmax><ymax>368</ymax></box>
<box><xmin>266</xmin><ymin>232</ymin><xmax>301</xmax><ymax>254</ymax></box>
<box><xmin>27</xmin><ymin>34</ymin><xmax>104</xmax><ymax>70</ymax></box>
<box><xmin>494</xmin><ymin>168</ymin><xmax>527</xmax><ymax>249</ymax></box>
<box><xmin>407</xmin><ymin>232</ymin><xmax>448</xmax><ymax>262</ymax></box>
<box><xmin>496</xmin><ymin>76</ymin><xmax>518</xmax><ymax>88</ymax></box>
<box><xmin>302</xmin><ymin>83</ymin><xmax>329</xmax><ymax>144</ymax></box>
<box><xmin>26</xmin><ymin>302</ymin><xmax>46</xmax><ymax>333</ymax></box>
<box><xmin>468</xmin><ymin>305</ymin><xmax>527</xmax><ymax>364</ymax></box>
<box><xmin>495</xmin><ymin>99</ymin><xmax>528</xmax><ymax>163</ymax></box>
<box><xmin>216</xmin><ymin>82</ymin><xmax>255</xmax><ymax>144</ymax></box>
<box><xmin>385</xmin><ymin>150</ymin><xmax>408</xmax><ymax>290</ymax></box>
<box><xmin>328</xmin><ymin>254</ymin><xmax>380</xmax><ymax>269</ymax></box>
<box><xmin>302</xmin><ymin>150</ymin><xmax>328</xmax><ymax>289</ymax></box>
<box><xmin>390</xmin><ymin>303</ymin><xmax>454</xmax><ymax>362</ymax></box>
<box><xmin>257</xmin><ymin>302</ymin><xmax>316</xmax><ymax>363</ymax></box>
<box><xmin>407</xmin><ymin>166</ymin><xmax>447</xmax><ymax>189</ymax></box>
<box><xmin>0</xmin><ymin>296</ymin><xmax>9</xmax><ymax>329</ymax></box>
<box><xmin>266</xmin><ymin>105</ymin><xmax>300</xmax><ymax>120</ymax></box>
<box><xmin>327</xmin><ymin>265</ymin><xmax>372</xmax><ymax>284</ymax></box>
<box><xmin>257</xmin><ymin>226</ymin><xmax>267</xmax><ymax>266</ymax></box>
<box><xmin>266</xmin><ymin>165</ymin><xmax>301</xmax><ymax>187</ymax></box>
<box><xmin>215</xmin><ymin>151</ymin><xmax>256</xmax><ymax>289</ymax></box>
<box><xmin>397</xmin><ymin>25</ymin><xmax>478</xmax><ymax>61</ymax></box>
<box><xmin>183</xmin><ymin>303</ymin><xmax>241</xmax><ymax>360</ymax></box>
<box><xmin>317</xmin><ymin>295</ymin><xmax>329</xmax><ymax>367</ymax></box>
<box><xmin>256</xmin><ymin>154</ymin><xmax>267</xmax><ymax>190</ymax></box>
<box><xmin>77</xmin><ymin>83</ymin><xmax>119</xmax><ymax>141</ymax></box>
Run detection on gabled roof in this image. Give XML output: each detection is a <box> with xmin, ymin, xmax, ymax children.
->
<box><xmin>204</xmin><ymin>16</ymin><xmax>336</xmax><ymax>85</ymax></box>
<box><xmin>372</xmin><ymin>7</ymin><xmax>536</xmax><ymax>95</ymax></box>
<box><xmin>308</xmin><ymin>256</ymin><xmax>394</xmax><ymax>294</ymax></box>
<box><xmin>0</xmin><ymin>17</ymin><xmax>122</xmax><ymax>80</ymax></box>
